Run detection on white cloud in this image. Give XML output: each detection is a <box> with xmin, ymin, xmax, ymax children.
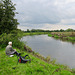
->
<box><xmin>42</xmin><ymin>24</ymin><xmax>75</xmax><ymax>30</ymax></box>
<box><xmin>65</xmin><ymin>0</ymin><xmax>75</xmax><ymax>4</ymax></box>
<box><xmin>18</xmin><ymin>24</ymin><xmax>75</xmax><ymax>31</ymax></box>
<box><xmin>12</xmin><ymin>0</ymin><xmax>75</xmax><ymax>30</ymax></box>
<box><xmin>59</xmin><ymin>19</ymin><xmax>75</xmax><ymax>25</ymax></box>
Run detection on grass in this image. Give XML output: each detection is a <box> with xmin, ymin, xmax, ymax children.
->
<box><xmin>0</xmin><ymin>48</ymin><xmax>74</xmax><ymax>75</ymax></box>
<box><xmin>48</xmin><ymin>32</ymin><xmax>75</xmax><ymax>43</ymax></box>
<box><xmin>50</xmin><ymin>32</ymin><xmax>75</xmax><ymax>36</ymax></box>
<box><xmin>23</xmin><ymin>32</ymin><xmax>49</xmax><ymax>36</ymax></box>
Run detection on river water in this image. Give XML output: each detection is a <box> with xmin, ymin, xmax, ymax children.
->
<box><xmin>21</xmin><ymin>35</ymin><xmax>75</xmax><ymax>68</ymax></box>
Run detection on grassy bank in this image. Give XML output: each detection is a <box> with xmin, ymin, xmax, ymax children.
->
<box><xmin>23</xmin><ymin>32</ymin><xmax>49</xmax><ymax>36</ymax></box>
<box><xmin>0</xmin><ymin>48</ymin><xmax>74</xmax><ymax>75</ymax></box>
<box><xmin>48</xmin><ymin>32</ymin><xmax>75</xmax><ymax>43</ymax></box>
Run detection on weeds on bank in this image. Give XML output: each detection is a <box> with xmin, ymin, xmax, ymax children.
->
<box><xmin>48</xmin><ymin>32</ymin><xmax>75</xmax><ymax>44</ymax></box>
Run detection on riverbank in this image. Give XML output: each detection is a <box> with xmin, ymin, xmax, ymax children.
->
<box><xmin>0</xmin><ymin>48</ymin><xmax>75</xmax><ymax>75</ymax></box>
<box><xmin>48</xmin><ymin>32</ymin><xmax>75</xmax><ymax>44</ymax></box>
<box><xmin>23</xmin><ymin>32</ymin><xmax>49</xmax><ymax>36</ymax></box>
<box><xmin>0</xmin><ymin>30</ymin><xmax>75</xmax><ymax>75</ymax></box>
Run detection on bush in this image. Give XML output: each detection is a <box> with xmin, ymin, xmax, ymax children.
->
<box><xmin>0</xmin><ymin>31</ymin><xmax>25</xmax><ymax>50</ymax></box>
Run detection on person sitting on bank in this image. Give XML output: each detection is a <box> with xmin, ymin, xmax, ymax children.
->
<box><xmin>6</xmin><ymin>42</ymin><xmax>21</xmax><ymax>57</ymax></box>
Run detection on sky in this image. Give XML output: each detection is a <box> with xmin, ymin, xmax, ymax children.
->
<box><xmin>12</xmin><ymin>0</ymin><xmax>75</xmax><ymax>31</ymax></box>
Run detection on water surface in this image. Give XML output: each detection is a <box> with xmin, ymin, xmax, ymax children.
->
<box><xmin>21</xmin><ymin>35</ymin><xmax>75</xmax><ymax>68</ymax></box>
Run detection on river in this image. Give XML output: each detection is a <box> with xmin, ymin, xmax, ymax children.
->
<box><xmin>21</xmin><ymin>34</ymin><xmax>75</xmax><ymax>68</ymax></box>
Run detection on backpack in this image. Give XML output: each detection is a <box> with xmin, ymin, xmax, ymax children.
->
<box><xmin>18</xmin><ymin>55</ymin><xmax>31</xmax><ymax>63</ymax></box>
<box><xmin>12</xmin><ymin>54</ymin><xmax>31</xmax><ymax>69</ymax></box>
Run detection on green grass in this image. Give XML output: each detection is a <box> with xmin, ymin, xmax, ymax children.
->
<box><xmin>0</xmin><ymin>48</ymin><xmax>74</xmax><ymax>75</ymax></box>
<box><xmin>48</xmin><ymin>34</ymin><xmax>52</xmax><ymax>37</ymax></box>
<box><xmin>48</xmin><ymin>32</ymin><xmax>75</xmax><ymax>43</ymax></box>
<box><xmin>23</xmin><ymin>32</ymin><xmax>49</xmax><ymax>36</ymax></box>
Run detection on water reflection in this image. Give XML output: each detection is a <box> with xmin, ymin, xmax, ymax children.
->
<box><xmin>52</xmin><ymin>37</ymin><xmax>75</xmax><ymax>45</ymax></box>
<box><xmin>21</xmin><ymin>35</ymin><xmax>75</xmax><ymax>68</ymax></box>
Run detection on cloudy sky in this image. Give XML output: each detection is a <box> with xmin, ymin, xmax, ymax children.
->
<box><xmin>12</xmin><ymin>0</ymin><xmax>75</xmax><ymax>31</ymax></box>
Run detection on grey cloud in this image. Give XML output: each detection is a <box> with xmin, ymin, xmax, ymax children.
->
<box><xmin>13</xmin><ymin>0</ymin><xmax>75</xmax><ymax>26</ymax></box>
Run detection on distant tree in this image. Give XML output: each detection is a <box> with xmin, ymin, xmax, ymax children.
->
<box><xmin>27</xmin><ymin>29</ymin><xmax>30</xmax><ymax>32</ymax></box>
<box><xmin>30</xmin><ymin>29</ymin><xmax>51</xmax><ymax>32</ymax></box>
<box><xmin>53</xmin><ymin>30</ymin><xmax>59</xmax><ymax>32</ymax></box>
<box><xmin>65</xmin><ymin>28</ymin><xmax>74</xmax><ymax>32</ymax></box>
<box><xmin>0</xmin><ymin>0</ymin><xmax>19</xmax><ymax>34</ymax></box>
<box><xmin>31</xmin><ymin>29</ymin><xmax>36</xmax><ymax>32</ymax></box>
<box><xmin>60</xmin><ymin>29</ymin><xmax>64</xmax><ymax>32</ymax></box>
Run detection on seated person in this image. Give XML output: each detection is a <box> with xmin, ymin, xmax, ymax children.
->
<box><xmin>6</xmin><ymin>42</ymin><xmax>21</xmax><ymax>56</ymax></box>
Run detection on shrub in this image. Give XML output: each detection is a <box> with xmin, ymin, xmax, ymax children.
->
<box><xmin>0</xmin><ymin>31</ymin><xmax>25</xmax><ymax>50</ymax></box>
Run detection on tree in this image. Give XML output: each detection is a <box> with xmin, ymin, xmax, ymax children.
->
<box><xmin>0</xmin><ymin>0</ymin><xmax>19</xmax><ymax>34</ymax></box>
<box><xmin>60</xmin><ymin>29</ymin><xmax>64</xmax><ymax>32</ymax></box>
<box><xmin>0</xmin><ymin>0</ymin><xmax>4</xmax><ymax>34</ymax></box>
<box><xmin>65</xmin><ymin>28</ymin><xmax>74</xmax><ymax>32</ymax></box>
<box><xmin>27</xmin><ymin>29</ymin><xmax>30</xmax><ymax>32</ymax></box>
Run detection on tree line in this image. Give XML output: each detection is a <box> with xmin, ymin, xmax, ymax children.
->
<box><xmin>25</xmin><ymin>28</ymin><xmax>75</xmax><ymax>32</ymax></box>
<box><xmin>0</xmin><ymin>0</ymin><xmax>19</xmax><ymax>34</ymax></box>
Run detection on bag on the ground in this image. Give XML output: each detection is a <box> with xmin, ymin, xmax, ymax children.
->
<box><xmin>18</xmin><ymin>55</ymin><xmax>31</xmax><ymax>63</ymax></box>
